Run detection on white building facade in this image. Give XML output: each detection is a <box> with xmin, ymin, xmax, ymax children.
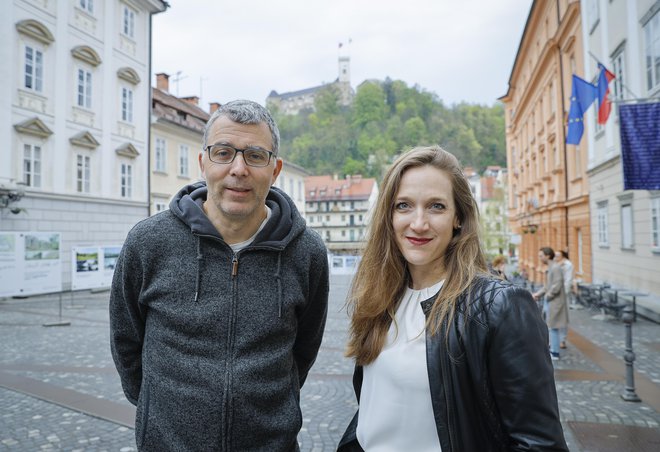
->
<box><xmin>580</xmin><ymin>0</ymin><xmax>660</xmax><ymax>317</ymax></box>
<box><xmin>305</xmin><ymin>175</ymin><xmax>378</xmax><ymax>253</ymax></box>
<box><xmin>274</xmin><ymin>160</ymin><xmax>310</xmax><ymax>216</ymax></box>
<box><xmin>151</xmin><ymin>73</ymin><xmax>209</xmax><ymax>214</ymax></box>
<box><xmin>0</xmin><ymin>0</ymin><xmax>167</xmax><ymax>290</ymax></box>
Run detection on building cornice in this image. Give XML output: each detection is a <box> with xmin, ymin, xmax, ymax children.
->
<box><xmin>71</xmin><ymin>45</ymin><xmax>102</xmax><ymax>67</ymax></box>
<box><xmin>117</xmin><ymin>67</ymin><xmax>141</xmax><ymax>85</ymax></box>
<box><xmin>14</xmin><ymin>117</ymin><xmax>53</xmax><ymax>138</ymax></box>
<box><xmin>116</xmin><ymin>142</ymin><xmax>140</xmax><ymax>158</ymax></box>
<box><xmin>586</xmin><ymin>154</ymin><xmax>620</xmax><ymax>176</ymax></box>
<box><xmin>16</xmin><ymin>19</ymin><xmax>54</xmax><ymax>45</ymax></box>
<box><xmin>22</xmin><ymin>190</ymin><xmax>149</xmax><ymax>208</ymax></box>
<box><xmin>70</xmin><ymin>131</ymin><xmax>100</xmax><ymax>149</ymax></box>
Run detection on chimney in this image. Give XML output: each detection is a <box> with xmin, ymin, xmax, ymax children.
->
<box><xmin>156</xmin><ymin>73</ymin><xmax>169</xmax><ymax>92</ymax></box>
<box><xmin>209</xmin><ymin>102</ymin><xmax>221</xmax><ymax>114</ymax></box>
<box><xmin>181</xmin><ymin>96</ymin><xmax>199</xmax><ymax>106</ymax></box>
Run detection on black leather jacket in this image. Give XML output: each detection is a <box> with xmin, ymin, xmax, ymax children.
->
<box><xmin>338</xmin><ymin>276</ymin><xmax>568</xmax><ymax>451</ymax></box>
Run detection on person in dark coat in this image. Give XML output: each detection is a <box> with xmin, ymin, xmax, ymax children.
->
<box><xmin>338</xmin><ymin>146</ymin><xmax>567</xmax><ymax>451</ymax></box>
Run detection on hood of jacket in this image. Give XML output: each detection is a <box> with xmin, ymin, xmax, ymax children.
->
<box><xmin>168</xmin><ymin>180</ymin><xmax>305</xmax><ymax>249</ymax></box>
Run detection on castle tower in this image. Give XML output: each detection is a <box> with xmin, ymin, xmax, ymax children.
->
<box><xmin>338</xmin><ymin>55</ymin><xmax>350</xmax><ymax>83</ymax></box>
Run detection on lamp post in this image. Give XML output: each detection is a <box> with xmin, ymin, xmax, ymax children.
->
<box><xmin>620</xmin><ymin>301</ymin><xmax>641</xmax><ymax>402</ymax></box>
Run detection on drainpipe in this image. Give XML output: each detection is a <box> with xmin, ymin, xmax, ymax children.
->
<box><xmin>556</xmin><ymin>0</ymin><xmax>570</xmax><ymax>251</ymax></box>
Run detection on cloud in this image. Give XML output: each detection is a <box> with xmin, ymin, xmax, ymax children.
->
<box><xmin>153</xmin><ymin>0</ymin><xmax>531</xmax><ymax>108</ymax></box>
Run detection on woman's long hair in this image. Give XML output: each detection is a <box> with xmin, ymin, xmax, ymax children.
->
<box><xmin>346</xmin><ymin>145</ymin><xmax>487</xmax><ymax>366</ymax></box>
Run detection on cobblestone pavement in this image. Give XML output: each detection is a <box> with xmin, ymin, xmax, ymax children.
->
<box><xmin>1</xmin><ymin>276</ymin><xmax>659</xmax><ymax>451</ymax></box>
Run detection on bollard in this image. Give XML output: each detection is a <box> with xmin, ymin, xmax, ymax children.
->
<box><xmin>620</xmin><ymin>301</ymin><xmax>641</xmax><ymax>402</ymax></box>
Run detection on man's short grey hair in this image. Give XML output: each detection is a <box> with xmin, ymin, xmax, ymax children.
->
<box><xmin>202</xmin><ymin>100</ymin><xmax>280</xmax><ymax>155</ymax></box>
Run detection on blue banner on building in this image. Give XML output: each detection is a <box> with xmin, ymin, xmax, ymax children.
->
<box><xmin>619</xmin><ymin>102</ymin><xmax>660</xmax><ymax>190</ymax></box>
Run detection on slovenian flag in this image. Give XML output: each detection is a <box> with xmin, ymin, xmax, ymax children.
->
<box><xmin>597</xmin><ymin>63</ymin><xmax>616</xmax><ymax>125</ymax></box>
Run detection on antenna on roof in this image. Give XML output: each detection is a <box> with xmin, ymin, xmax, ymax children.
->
<box><xmin>172</xmin><ymin>71</ymin><xmax>188</xmax><ymax>96</ymax></box>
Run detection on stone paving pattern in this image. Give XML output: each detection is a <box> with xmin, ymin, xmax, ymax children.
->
<box><xmin>1</xmin><ymin>275</ymin><xmax>659</xmax><ymax>451</ymax></box>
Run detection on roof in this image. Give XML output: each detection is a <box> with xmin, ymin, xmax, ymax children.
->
<box><xmin>152</xmin><ymin>87</ymin><xmax>210</xmax><ymax>133</ymax></box>
<box><xmin>267</xmin><ymin>79</ymin><xmax>339</xmax><ymax>101</ymax></box>
<box><xmin>305</xmin><ymin>175</ymin><xmax>376</xmax><ymax>201</ymax></box>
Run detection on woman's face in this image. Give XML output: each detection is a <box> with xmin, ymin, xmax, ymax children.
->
<box><xmin>392</xmin><ymin>165</ymin><xmax>460</xmax><ymax>288</ymax></box>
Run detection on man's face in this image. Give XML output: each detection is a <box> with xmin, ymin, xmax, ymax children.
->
<box><xmin>200</xmin><ymin>116</ymin><xmax>282</xmax><ymax>223</ymax></box>
<box><xmin>539</xmin><ymin>251</ymin><xmax>549</xmax><ymax>265</ymax></box>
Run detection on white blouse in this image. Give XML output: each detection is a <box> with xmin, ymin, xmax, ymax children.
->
<box><xmin>356</xmin><ymin>280</ymin><xmax>444</xmax><ymax>451</ymax></box>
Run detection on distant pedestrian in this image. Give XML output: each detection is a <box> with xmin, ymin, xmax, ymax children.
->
<box><xmin>490</xmin><ymin>254</ymin><xmax>508</xmax><ymax>280</ymax></box>
<box><xmin>533</xmin><ymin>247</ymin><xmax>569</xmax><ymax>360</ymax></box>
<box><xmin>338</xmin><ymin>146</ymin><xmax>567</xmax><ymax>451</ymax></box>
<box><xmin>109</xmin><ymin>100</ymin><xmax>329</xmax><ymax>451</ymax></box>
<box><xmin>555</xmin><ymin>249</ymin><xmax>574</xmax><ymax>349</ymax></box>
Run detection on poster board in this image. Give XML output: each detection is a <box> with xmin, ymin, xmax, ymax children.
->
<box><xmin>0</xmin><ymin>231</ymin><xmax>62</xmax><ymax>297</ymax></box>
<box><xmin>71</xmin><ymin>245</ymin><xmax>121</xmax><ymax>290</ymax></box>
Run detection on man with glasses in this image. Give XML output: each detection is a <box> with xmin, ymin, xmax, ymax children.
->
<box><xmin>110</xmin><ymin>100</ymin><xmax>329</xmax><ymax>451</ymax></box>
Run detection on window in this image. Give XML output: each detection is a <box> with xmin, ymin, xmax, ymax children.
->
<box><xmin>123</xmin><ymin>5</ymin><xmax>135</xmax><ymax>38</ymax></box>
<box><xmin>612</xmin><ymin>48</ymin><xmax>626</xmax><ymax>100</ymax></box>
<box><xmin>178</xmin><ymin>145</ymin><xmax>189</xmax><ymax>177</ymax></box>
<box><xmin>549</xmin><ymin>82</ymin><xmax>556</xmax><ymax>114</ymax></box>
<box><xmin>121</xmin><ymin>163</ymin><xmax>132</xmax><ymax>198</ymax></box>
<box><xmin>577</xmin><ymin>228</ymin><xmax>583</xmax><ymax>274</ymax></box>
<box><xmin>77</xmin><ymin>68</ymin><xmax>92</xmax><ymax>109</ymax></box>
<box><xmin>621</xmin><ymin>202</ymin><xmax>634</xmax><ymax>249</ymax></box>
<box><xmin>79</xmin><ymin>0</ymin><xmax>93</xmax><ymax>13</ymax></box>
<box><xmin>155</xmin><ymin>137</ymin><xmax>166</xmax><ymax>172</ymax></box>
<box><xmin>597</xmin><ymin>201</ymin><xmax>608</xmax><ymax>246</ymax></box>
<box><xmin>121</xmin><ymin>87</ymin><xmax>133</xmax><ymax>122</ymax></box>
<box><xmin>290</xmin><ymin>179</ymin><xmax>294</xmax><ymax>197</ymax></box>
<box><xmin>76</xmin><ymin>154</ymin><xmax>90</xmax><ymax>193</ymax></box>
<box><xmin>587</xmin><ymin>0</ymin><xmax>599</xmax><ymax>32</ymax></box>
<box><xmin>651</xmin><ymin>197</ymin><xmax>660</xmax><ymax>250</ymax></box>
<box><xmin>644</xmin><ymin>9</ymin><xmax>660</xmax><ymax>91</ymax></box>
<box><xmin>24</xmin><ymin>45</ymin><xmax>43</xmax><ymax>92</ymax></box>
<box><xmin>155</xmin><ymin>202</ymin><xmax>168</xmax><ymax>213</ymax></box>
<box><xmin>23</xmin><ymin>144</ymin><xmax>42</xmax><ymax>188</ymax></box>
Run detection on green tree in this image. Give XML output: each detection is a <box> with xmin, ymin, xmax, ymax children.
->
<box><xmin>352</xmin><ymin>82</ymin><xmax>387</xmax><ymax>128</ymax></box>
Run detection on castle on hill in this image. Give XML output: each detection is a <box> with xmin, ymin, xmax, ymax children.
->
<box><xmin>266</xmin><ymin>55</ymin><xmax>354</xmax><ymax>115</ymax></box>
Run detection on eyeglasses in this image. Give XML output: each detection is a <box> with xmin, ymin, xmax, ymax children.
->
<box><xmin>205</xmin><ymin>144</ymin><xmax>275</xmax><ymax>167</ymax></box>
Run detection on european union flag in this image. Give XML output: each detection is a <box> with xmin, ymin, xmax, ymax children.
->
<box><xmin>566</xmin><ymin>75</ymin><xmax>598</xmax><ymax>145</ymax></box>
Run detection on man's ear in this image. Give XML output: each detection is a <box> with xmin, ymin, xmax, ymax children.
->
<box><xmin>198</xmin><ymin>151</ymin><xmax>206</xmax><ymax>180</ymax></box>
<box><xmin>271</xmin><ymin>157</ymin><xmax>283</xmax><ymax>185</ymax></box>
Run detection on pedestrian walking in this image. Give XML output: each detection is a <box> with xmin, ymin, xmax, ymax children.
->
<box><xmin>338</xmin><ymin>146</ymin><xmax>567</xmax><ymax>451</ymax></box>
<box><xmin>109</xmin><ymin>100</ymin><xmax>329</xmax><ymax>451</ymax></box>
<box><xmin>490</xmin><ymin>254</ymin><xmax>508</xmax><ymax>280</ymax></box>
<box><xmin>555</xmin><ymin>249</ymin><xmax>574</xmax><ymax>349</ymax></box>
<box><xmin>533</xmin><ymin>247</ymin><xmax>569</xmax><ymax>360</ymax></box>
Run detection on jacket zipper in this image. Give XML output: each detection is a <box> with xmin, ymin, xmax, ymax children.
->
<box><xmin>438</xmin><ymin>327</ymin><xmax>457</xmax><ymax>451</ymax></box>
<box><xmin>231</xmin><ymin>254</ymin><xmax>238</xmax><ymax>276</ymax></box>
<box><xmin>223</xmin><ymin>253</ymin><xmax>239</xmax><ymax>450</ymax></box>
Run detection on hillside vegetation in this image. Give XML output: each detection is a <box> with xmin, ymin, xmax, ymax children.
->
<box><xmin>272</xmin><ymin>78</ymin><xmax>506</xmax><ymax>179</ymax></box>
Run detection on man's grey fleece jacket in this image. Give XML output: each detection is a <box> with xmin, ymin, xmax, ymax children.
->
<box><xmin>109</xmin><ymin>182</ymin><xmax>329</xmax><ymax>451</ymax></box>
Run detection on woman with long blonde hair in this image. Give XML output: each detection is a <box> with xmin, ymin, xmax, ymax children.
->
<box><xmin>338</xmin><ymin>146</ymin><xmax>566</xmax><ymax>451</ymax></box>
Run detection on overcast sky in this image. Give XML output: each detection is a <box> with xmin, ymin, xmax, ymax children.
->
<box><xmin>152</xmin><ymin>0</ymin><xmax>532</xmax><ymax>110</ymax></box>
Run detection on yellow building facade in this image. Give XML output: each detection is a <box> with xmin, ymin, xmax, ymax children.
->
<box><xmin>501</xmin><ymin>0</ymin><xmax>592</xmax><ymax>284</ymax></box>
